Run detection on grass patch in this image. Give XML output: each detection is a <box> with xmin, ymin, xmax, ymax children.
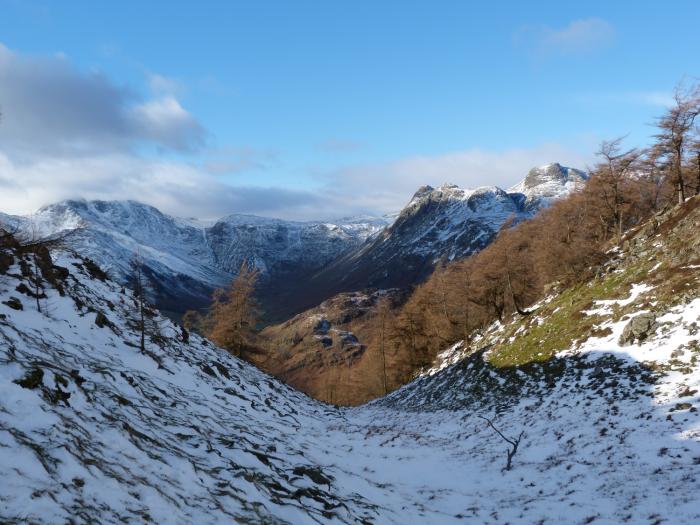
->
<box><xmin>488</xmin><ymin>262</ymin><xmax>652</xmax><ymax>367</ymax></box>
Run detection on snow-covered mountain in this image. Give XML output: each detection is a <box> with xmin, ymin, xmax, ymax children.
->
<box><xmin>278</xmin><ymin>163</ymin><xmax>587</xmax><ymax>315</ymax></box>
<box><xmin>2</xmin><ymin>197</ymin><xmax>699</xmax><ymax>524</ymax></box>
<box><xmin>1</xmin><ymin>200</ymin><xmax>389</xmax><ymax>317</ymax></box>
<box><xmin>509</xmin><ymin>162</ymin><xmax>589</xmax><ymax>210</ymax></box>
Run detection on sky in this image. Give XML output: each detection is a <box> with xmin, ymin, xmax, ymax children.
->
<box><xmin>0</xmin><ymin>1</ymin><xmax>698</xmax><ymax>220</ymax></box>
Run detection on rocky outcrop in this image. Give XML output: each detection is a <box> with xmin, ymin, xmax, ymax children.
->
<box><xmin>619</xmin><ymin>313</ymin><xmax>658</xmax><ymax>346</ymax></box>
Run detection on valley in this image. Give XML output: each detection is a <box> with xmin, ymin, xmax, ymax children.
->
<box><xmin>1</xmin><ymin>191</ymin><xmax>700</xmax><ymax>523</ymax></box>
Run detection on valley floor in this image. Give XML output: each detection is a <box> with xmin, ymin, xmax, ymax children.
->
<box><xmin>1</xmin><ymin>250</ymin><xmax>700</xmax><ymax>524</ymax></box>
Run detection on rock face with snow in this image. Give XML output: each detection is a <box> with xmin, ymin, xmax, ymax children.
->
<box><xmin>2</xmin><ymin>198</ymin><xmax>700</xmax><ymax>524</ymax></box>
<box><xmin>509</xmin><ymin>162</ymin><xmax>588</xmax><ymax>210</ymax></box>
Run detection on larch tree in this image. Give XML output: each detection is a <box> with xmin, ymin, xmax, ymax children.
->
<box><xmin>205</xmin><ymin>262</ymin><xmax>260</xmax><ymax>357</ymax></box>
<box><xmin>373</xmin><ymin>295</ymin><xmax>393</xmax><ymax>395</ymax></box>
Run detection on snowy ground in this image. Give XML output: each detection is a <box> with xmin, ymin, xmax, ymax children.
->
<box><xmin>1</xmin><ymin>249</ymin><xmax>700</xmax><ymax>523</ymax></box>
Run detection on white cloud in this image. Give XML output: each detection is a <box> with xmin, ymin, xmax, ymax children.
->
<box><xmin>0</xmin><ymin>42</ymin><xmax>595</xmax><ymax>222</ymax></box>
<box><xmin>316</xmin><ymin>144</ymin><xmax>594</xmax><ymax>214</ymax></box>
<box><xmin>0</xmin><ymin>143</ymin><xmax>593</xmax><ymax>221</ymax></box>
<box><xmin>201</xmin><ymin>146</ymin><xmax>278</xmax><ymax>175</ymax></box>
<box><xmin>516</xmin><ymin>18</ymin><xmax>615</xmax><ymax>57</ymax></box>
<box><xmin>0</xmin><ymin>42</ymin><xmax>204</xmax><ymax>158</ymax></box>
<box><xmin>0</xmin><ymin>152</ymin><xmax>321</xmax><ymax>220</ymax></box>
<box><xmin>147</xmin><ymin>72</ymin><xmax>183</xmax><ymax>96</ymax></box>
<box><xmin>129</xmin><ymin>96</ymin><xmax>204</xmax><ymax>151</ymax></box>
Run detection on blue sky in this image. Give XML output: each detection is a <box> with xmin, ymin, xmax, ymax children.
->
<box><xmin>0</xmin><ymin>1</ymin><xmax>698</xmax><ymax>219</ymax></box>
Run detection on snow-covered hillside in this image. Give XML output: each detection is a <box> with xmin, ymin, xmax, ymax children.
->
<box><xmin>2</xmin><ymin>198</ymin><xmax>699</xmax><ymax>524</ymax></box>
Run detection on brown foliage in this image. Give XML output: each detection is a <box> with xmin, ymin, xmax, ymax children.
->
<box><xmin>189</xmin><ymin>262</ymin><xmax>261</xmax><ymax>357</ymax></box>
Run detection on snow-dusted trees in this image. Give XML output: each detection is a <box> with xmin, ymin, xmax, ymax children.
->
<box><xmin>186</xmin><ymin>262</ymin><xmax>261</xmax><ymax>358</ymax></box>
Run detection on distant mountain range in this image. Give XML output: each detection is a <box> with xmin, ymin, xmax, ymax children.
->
<box><xmin>1</xmin><ymin>201</ymin><xmax>389</xmax><ymax>317</ymax></box>
<box><xmin>0</xmin><ymin>162</ymin><xmax>586</xmax><ymax>321</ymax></box>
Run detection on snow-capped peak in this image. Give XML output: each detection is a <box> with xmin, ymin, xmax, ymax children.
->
<box><xmin>508</xmin><ymin>162</ymin><xmax>588</xmax><ymax>208</ymax></box>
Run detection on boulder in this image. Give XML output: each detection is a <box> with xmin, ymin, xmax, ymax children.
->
<box><xmin>619</xmin><ymin>313</ymin><xmax>657</xmax><ymax>346</ymax></box>
<box><xmin>2</xmin><ymin>297</ymin><xmax>23</xmax><ymax>311</ymax></box>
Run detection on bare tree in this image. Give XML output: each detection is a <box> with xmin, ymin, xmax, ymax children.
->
<box><xmin>655</xmin><ymin>84</ymin><xmax>700</xmax><ymax>204</ymax></box>
<box><xmin>129</xmin><ymin>252</ymin><xmax>149</xmax><ymax>353</ymax></box>
<box><xmin>478</xmin><ymin>415</ymin><xmax>524</xmax><ymax>471</ymax></box>
<box><xmin>591</xmin><ymin>137</ymin><xmax>642</xmax><ymax>243</ymax></box>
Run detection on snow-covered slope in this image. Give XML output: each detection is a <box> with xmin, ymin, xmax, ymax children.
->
<box><xmin>2</xmin><ymin>199</ymin><xmax>700</xmax><ymax>522</ymax></box>
<box><xmin>2</xmin><ymin>200</ymin><xmax>388</xmax><ymax>317</ymax></box>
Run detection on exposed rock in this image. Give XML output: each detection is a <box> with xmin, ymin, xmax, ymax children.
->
<box><xmin>94</xmin><ymin>311</ymin><xmax>110</xmax><ymax>328</ymax></box>
<box><xmin>619</xmin><ymin>313</ymin><xmax>658</xmax><ymax>346</ymax></box>
<box><xmin>3</xmin><ymin>297</ymin><xmax>23</xmax><ymax>311</ymax></box>
<box><xmin>313</xmin><ymin>318</ymin><xmax>330</xmax><ymax>335</ymax></box>
<box><xmin>14</xmin><ymin>368</ymin><xmax>44</xmax><ymax>389</ymax></box>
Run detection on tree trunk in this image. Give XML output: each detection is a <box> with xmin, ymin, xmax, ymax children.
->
<box><xmin>676</xmin><ymin>154</ymin><xmax>686</xmax><ymax>204</ymax></box>
<box><xmin>139</xmin><ymin>300</ymin><xmax>145</xmax><ymax>353</ymax></box>
<box><xmin>33</xmin><ymin>255</ymin><xmax>41</xmax><ymax>313</ymax></box>
<box><xmin>379</xmin><ymin>321</ymin><xmax>387</xmax><ymax>395</ymax></box>
<box><xmin>506</xmin><ymin>268</ymin><xmax>529</xmax><ymax>317</ymax></box>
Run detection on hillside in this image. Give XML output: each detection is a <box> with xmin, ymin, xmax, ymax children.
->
<box><xmin>255</xmin><ymin>288</ymin><xmax>407</xmax><ymax>405</ymax></box>
<box><xmin>2</xmin><ymin>198</ymin><xmax>700</xmax><ymax>523</ymax></box>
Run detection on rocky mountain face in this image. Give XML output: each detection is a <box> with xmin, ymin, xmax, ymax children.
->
<box><xmin>509</xmin><ymin>162</ymin><xmax>588</xmax><ymax>210</ymax></box>
<box><xmin>1</xmin><ymin>197</ymin><xmax>700</xmax><ymax>523</ymax></box>
<box><xmin>1</xmin><ymin>200</ymin><xmax>388</xmax><ymax>318</ymax></box>
<box><xmin>273</xmin><ymin>162</ymin><xmax>588</xmax><ymax>317</ymax></box>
